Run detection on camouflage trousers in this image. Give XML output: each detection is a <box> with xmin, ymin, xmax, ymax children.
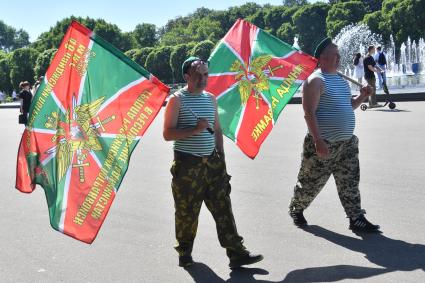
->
<box><xmin>289</xmin><ymin>134</ymin><xmax>363</xmax><ymax>218</ymax></box>
<box><xmin>170</xmin><ymin>150</ymin><xmax>248</xmax><ymax>259</ymax></box>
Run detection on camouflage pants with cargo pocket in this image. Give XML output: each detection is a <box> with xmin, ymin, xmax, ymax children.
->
<box><xmin>170</xmin><ymin>150</ymin><xmax>248</xmax><ymax>259</ymax></box>
<box><xmin>289</xmin><ymin>134</ymin><xmax>363</xmax><ymax>219</ymax></box>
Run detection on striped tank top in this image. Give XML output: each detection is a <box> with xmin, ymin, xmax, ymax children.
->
<box><xmin>312</xmin><ymin>70</ymin><xmax>355</xmax><ymax>142</ymax></box>
<box><xmin>174</xmin><ymin>89</ymin><xmax>216</xmax><ymax>156</ymax></box>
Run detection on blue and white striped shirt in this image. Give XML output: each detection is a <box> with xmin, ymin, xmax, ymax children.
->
<box><xmin>311</xmin><ymin>70</ymin><xmax>355</xmax><ymax>142</ymax></box>
<box><xmin>174</xmin><ymin>89</ymin><xmax>216</xmax><ymax>156</ymax></box>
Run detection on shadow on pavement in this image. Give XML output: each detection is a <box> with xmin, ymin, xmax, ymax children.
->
<box><xmin>184</xmin><ymin>262</ymin><xmax>270</xmax><ymax>283</ymax></box>
<box><xmin>184</xmin><ymin>262</ymin><xmax>225</xmax><ymax>283</ymax></box>
<box><xmin>281</xmin><ymin>265</ymin><xmax>387</xmax><ymax>282</ymax></box>
<box><xmin>185</xmin><ymin>261</ymin><xmax>387</xmax><ymax>283</ymax></box>
<box><xmin>294</xmin><ymin>225</ymin><xmax>425</xmax><ymax>280</ymax></box>
<box><xmin>184</xmin><ymin>226</ymin><xmax>424</xmax><ymax>282</ymax></box>
<box><xmin>371</xmin><ymin>109</ymin><xmax>410</xmax><ymax>112</ymax></box>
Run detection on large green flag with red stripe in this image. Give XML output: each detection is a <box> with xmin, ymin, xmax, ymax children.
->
<box><xmin>15</xmin><ymin>21</ymin><xmax>169</xmax><ymax>243</ymax></box>
<box><xmin>206</xmin><ymin>19</ymin><xmax>317</xmax><ymax>158</ymax></box>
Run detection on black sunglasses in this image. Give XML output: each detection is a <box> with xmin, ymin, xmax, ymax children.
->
<box><xmin>183</xmin><ymin>60</ymin><xmax>209</xmax><ymax>74</ymax></box>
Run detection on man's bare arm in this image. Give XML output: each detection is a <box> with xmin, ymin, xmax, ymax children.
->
<box><xmin>302</xmin><ymin>77</ymin><xmax>329</xmax><ymax>158</ymax></box>
<box><xmin>211</xmin><ymin>95</ymin><xmax>224</xmax><ymax>155</ymax></box>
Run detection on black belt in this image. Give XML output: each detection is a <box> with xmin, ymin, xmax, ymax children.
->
<box><xmin>174</xmin><ymin>150</ymin><xmax>215</xmax><ymax>163</ymax></box>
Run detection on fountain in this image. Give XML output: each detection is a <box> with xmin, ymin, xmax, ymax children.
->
<box><xmin>334</xmin><ymin>23</ymin><xmax>425</xmax><ymax>92</ymax></box>
<box><xmin>419</xmin><ymin>38</ymin><xmax>425</xmax><ymax>74</ymax></box>
<box><xmin>400</xmin><ymin>43</ymin><xmax>407</xmax><ymax>73</ymax></box>
<box><xmin>292</xmin><ymin>36</ymin><xmax>300</xmax><ymax>50</ymax></box>
<box><xmin>334</xmin><ymin>23</ymin><xmax>382</xmax><ymax>75</ymax></box>
<box><xmin>386</xmin><ymin>35</ymin><xmax>398</xmax><ymax>76</ymax></box>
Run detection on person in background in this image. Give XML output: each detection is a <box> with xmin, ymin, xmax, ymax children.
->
<box><xmin>353</xmin><ymin>53</ymin><xmax>364</xmax><ymax>85</ymax></box>
<box><xmin>373</xmin><ymin>46</ymin><xmax>387</xmax><ymax>90</ymax></box>
<box><xmin>18</xmin><ymin>81</ymin><xmax>33</xmax><ymax>125</ymax></box>
<box><xmin>364</xmin><ymin>45</ymin><xmax>383</xmax><ymax>108</ymax></box>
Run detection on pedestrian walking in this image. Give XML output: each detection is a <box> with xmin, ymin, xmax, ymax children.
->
<box><xmin>288</xmin><ymin>38</ymin><xmax>381</xmax><ymax>233</ymax></box>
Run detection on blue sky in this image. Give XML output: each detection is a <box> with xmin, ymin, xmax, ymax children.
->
<box><xmin>1</xmin><ymin>0</ymin><xmax>318</xmax><ymax>41</ymax></box>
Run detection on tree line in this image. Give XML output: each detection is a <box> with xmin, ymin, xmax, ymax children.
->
<box><xmin>0</xmin><ymin>0</ymin><xmax>424</xmax><ymax>93</ymax></box>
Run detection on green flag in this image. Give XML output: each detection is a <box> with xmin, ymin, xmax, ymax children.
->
<box><xmin>206</xmin><ymin>19</ymin><xmax>317</xmax><ymax>158</ymax></box>
<box><xmin>16</xmin><ymin>21</ymin><xmax>169</xmax><ymax>243</ymax></box>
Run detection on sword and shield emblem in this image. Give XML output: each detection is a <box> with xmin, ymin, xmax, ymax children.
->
<box><xmin>230</xmin><ymin>55</ymin><xmax>283</xmax><ymax>109</ymax></box>
<box><xmin>44</xmin><ymin>96</ymin><xmax>115</xmax><ymax>183</ymax></box>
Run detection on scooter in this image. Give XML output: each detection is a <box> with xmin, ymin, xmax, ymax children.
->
<box><xmin>360</xmin><ymin>82</ymin><xmax>396</xmax><ymax>111</ymax></box>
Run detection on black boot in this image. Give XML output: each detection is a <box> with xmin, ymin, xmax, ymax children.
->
<box><xmin>289</xmin><ymin>210</ymin><xmax>307</xmax><ymax>227</ymax></box>
<box><xmin>228</xmin><ymin>252</ymin><xmax>263</xmax><ymax>269</ymax></box>
<box><xmin>349</xmin><ymin>215</ymin><xmax>381</xmax><ymax>233</ymax></box>
<box><xmin>178</xmin><ymin>255</ymin><xmax>194</xmax><ymax>267</ymax></box>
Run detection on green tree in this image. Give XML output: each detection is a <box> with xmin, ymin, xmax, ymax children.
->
<box><xmin>32</xmin><ymin>17</ymin><xmax>134</xmax><ymax>53</ymax></box>
<box><xmin>190</xmin><ymin>40</ymin><xmax>215</xmax><ymax>61</ymax></box>
<box><xmin>123</xmin><ymin>31</ymin><xmax>136</xmax><ymax>50</ymax></box>
<box><xmin>190</xmin><ymin>18</ymin><xmax>222</xmax><ymax>42</ymax></box>
<box><xmin>33</xmin><ymin>48</ymin><xmax>57</xmax><ymax>79</ymax></box>
<box><xmin>0</xmin><ymin>21</ymin><xmax>14</xmax><ymax>51</ymax></box>
<box><xmin>208</xmin><ymin>2</ymin><xmax>263</xmax><ymax>38</ymax></box>
<box><xmin>170</xmin><ymin>43</ymin><xmax>195</xmax><ymax>83</ymax></box>
<box><xmin>364</xmin><ymin>0</ymin><xmax>383</xmax><ymax>11</ymax></box>
<box><xmin>158</xmin><ymin>16</ymin><xmax>190</xmax><ymax>38</ymax></box>
<box><xmin>160</xmin><ymin>7</ymin><xmax>218</xmax><ymax>42</ymax></box>
<box><xmin>132</xmin><ymin>23</ymin><xmax>157</xmax><ymax>48</ymax></box>
<box><xmin>0</xmin><ymin>50</ymin><xmax>7</xmax><ymax>61</ymax></box>
<box><xmin>92</xmin><ymin>19</ymin><xmax>133</xmax><ymax>51</ymax></box>
<box><xmin>362</xmin><ymin>11</ymin><xmax>391</xmax><ymax>42</ymax></box>
<box><xmin>132</xmin><ymin>47</ymin><xmax>155</xmax><ymax>68</ymax></box>
<box><xmin>381</xmin><ymin>0</ymin><xmax>398</xmax><ymax>12</ymax></box>
<box><xmin>191</xmin><ymin>7</ymin><xmax>215</xmax><ymax>18</ymax></box>
<box><xmin>283</xmin><ymin>0</ymin><xmax>308</xmax><ymax>7</ymax></box>
<box><xmin>264</xmin><ymin>6</ymin><xmax>289</xmax><ymax>35</ymax></box>
<box><xmin>9</xmin><ymin>48</ymin><xmax>39</xmax><ymax>89</ymax></box>
<box><xmin>0</xmin><ymin>52</ymin><xmax>12</xmax><ymax>92</ymax></box>
<box><xmin>383</xmin><ymin>0</ymin><xmax>425</xmax><ymax>47</ymax></box>
<box><xmin>329</xmin><ymin>0</ymin><xmax>383</xmax><ymax>12</ymax></box>
<box><xmin>326</xmin><ymin>1</ymin><xmax>369</xmax><ymax>38</ymax></box>
<box><xmin>12</xmin><ymin>29</ymin><xmax>30</xmax><ymax>50</ymax></box>
<box><xmin>159</xmin><ymin>24</ymin><xmax>193</xmax><ymax>46</ymax></box>
<box><xmin>277</xmin><ymin>22</ymin><xmax>296</xmax><ymax>44</ymax></box>
<box><xmin>124</xmin><ymin>48</ymin><xmax>139</xmax><ymax>60</ymax></box>
<box><xmin>292</xmin><ymin>3</ymin><xmax>330</xmax><ymax>55</ymax></box>
<box><xmin>0</xmin><ymin>20</ymin><xmax>30</xmax><ymax>52</ymax></box>
<box><xmin>377</xmin><ymin>0</ymin><xmax>401</xmax><ymax>45</ymax></box>
<box><xmin>145</xmin><ymin>46</ymin><xmax>173</xmax><ymax>83</ymax></box>
<box><xmin>31</xmin><ymin>17</ymin><xmax>78</xmax><ymax>52</ymax></box>
<box><xmin>227</xmin><ymin>2</ymin><xmax>262</xmax><ymax>20</ymax></box>
<box><xmin>208</xmin><ymin>11</ymin><xmax>236</xmax><ymax>39</ymax></box>
<box><xmin>264</xmin><ymin>5</ymin><xmax>300</xmax><ymax>37</ymax></box>
<box><xmin>160</xmin><ymin>18</ymin><xmax>221</xmax><ymax>45</ymax></box>
<box><xmin>246</xmin><ymin>9</ymin><xmax>268</xmax><ymax>29</ymax></box>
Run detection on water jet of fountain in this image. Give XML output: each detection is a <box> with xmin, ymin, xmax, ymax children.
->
<box><xmin>334</xmin><ymin>24</ymin><xmax>382</xmax><ymax>76</ymax></box>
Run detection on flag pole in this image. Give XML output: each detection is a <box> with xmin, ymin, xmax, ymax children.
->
<box><xmin>172</xmin><ymin>93</ymin><xmax>214</xmax><ymax>134</ymax></box>
<box><xmin>337</xmin><ymin>71</ymin><xmax>362</xmax><ymax>87</ymax></box>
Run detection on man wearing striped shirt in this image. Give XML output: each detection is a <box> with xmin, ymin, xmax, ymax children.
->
<box><xmin>163</xmin><ymin>57</ymin><xmax>263</xmax><ymax>268</ymax></box>
<box><xmin>288</xmin><ymin>38</ymin><xmax>381</xmax><ymax>233</ymax></box>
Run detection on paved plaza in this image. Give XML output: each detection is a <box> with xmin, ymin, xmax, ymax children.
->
<box><xmin>1</xmin><ymin>102</ymin><xmax>424</xmax><ymax>282</ymax></box>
